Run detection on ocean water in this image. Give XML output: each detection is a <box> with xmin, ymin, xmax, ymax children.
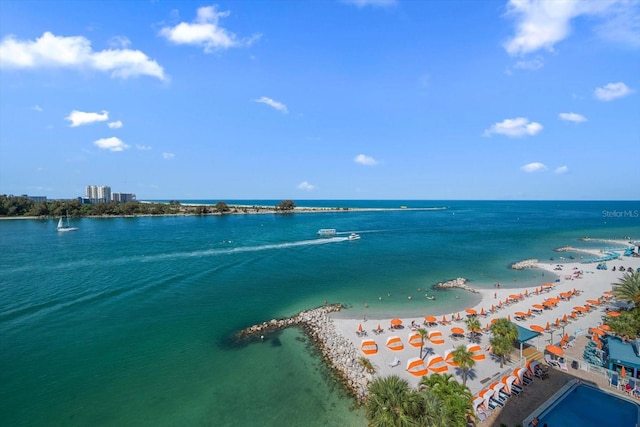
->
<box><xmin>1</xmin><ymin>200</ymin><xmax>638</xmax><ymax>426</ymax></box>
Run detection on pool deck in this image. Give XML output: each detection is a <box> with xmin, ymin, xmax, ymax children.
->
<box><xmin>484</xmin><ymin>335</ymin><xmax>639</xmax><ymax>427</ymax></box>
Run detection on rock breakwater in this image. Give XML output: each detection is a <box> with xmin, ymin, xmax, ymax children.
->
<box><xmin>432</xmin><ymin>277</ymin><xmax>478</xmax><ymax>293</ymax></box>
<box><xmin>234</xmin><ymin>304</ymin><xmax>372</xmax><ymax>401</ymax></box>
<box><xmin>510</xmin><ymin>259</ymin><xmax>539</xmax><ymax>269</ymax></box>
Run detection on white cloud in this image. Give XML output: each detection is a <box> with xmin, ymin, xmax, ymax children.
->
<box><xmin>0</xmin><ymin>32</ymin><xmax>166</xmax><ymax>80</ymax></box>
<box><xmin>354</xmin><ymin>154</ymin><xmax>378</xmax><ymax>166</ymax></box>
<box><xmin>66</xmin><ymin>110</ymin><xmax>109</xmax><ymax>127</ymax></box>
<box><xmin>254</xmin><ymin>96</ymin><xmax>288</xmax><ymax>113</ymax></box>
<box><xmin>342</xmin><ymin>0</ymin><xmax>397</xmax><ymax>7</ymax></box>
<box><xmin>521</xmin><ymin>162</ymin><xmax>547</xmax><ymax>173</ymax></box>
<box><xmin>136</xmin><ymin>144</ymin><xmax>152</xmax><ymax>151</ymax></box>
<box><xmin>297</xmin><ymin>181</ymin><xmax>316</xmax><ymax>191</ymax></box>
<box><xmin>108</xmin><ymin>120</ymin><xmax>123</xmax><ymax>129</ymax></box>
<box><xmin>555</xmin><ymin>165</ymin><xmax>569</xmax><ymax>174</ymax></box>
<box><xmin>32</xmin><ymin>105</ymin><xmax>43</xmax><ymax>112</ymax></box>
<box><xmin>503</xmin><ymin>0</ymin><xmax>636</xmax><ymax>56</ymax></box>
<box><xmin>94</xmin><ymin>136</ymin><xmax>129</xmax><ymax>152</ymax></box>
<box><xmin>483</xmin><ymin>117</ymin><xmax>543</xmax><ymax>138</ymax></box>
<box><xmin>159</xmin><ymin>5</ymin><xmax>260</xmax><ymax>53</ymax></box>
<box><xmin>594</xmin><ymin>82</ymin><xmax>633</xmax><ymax>101</ymax></box>
<box><xmin>559</xmin><ymin>112</ymin><xmax>587</xmax><ymax>123</ymax></box>
<box><xmin>162</xmin><ymin>152</ymin><xmax>175</xmax><ymax>160</ymax></box>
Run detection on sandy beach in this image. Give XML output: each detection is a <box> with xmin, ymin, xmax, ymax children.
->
<box><xmin>331</xmin><ymin>240</ymin><xmax>640</xmax><ymax>396</ymax></box>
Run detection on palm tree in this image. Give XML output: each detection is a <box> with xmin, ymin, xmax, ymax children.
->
<box><xmin>612</xmin><ymin>271</ymin><xmax>640</xmax><ymax>306</ymax></box>
<box><xmin>465</xmin><ymin>316</ymin><xmax>482</xmax><ymax>339</ymax></box>
<box><xmin>490</xmin><ymin>318</ymin><xmax>518</xmax><ymax>368</ymax></box>
<box><xmin>415</xmin><ymin>388</ymin><xmax>448</xmax><ymax>427</ymax></box>
<box><xmin>418</xmin><ymin>328</ymin><xmax>430</xmax><ymax>359</ymax></box>
<box><xmin>366</xmin><ymin>375</ymin><xmax>423</xmax><ymax>427</ymax></box>
<box><xmin>419</xmin><ymin>373</ymin><xmax>473</xmax><ymax>427</ymax></box>
<box><xmin>451</xmin><ymin>344</ymin><xmax>475</xmax><ymax>386</ymax></box>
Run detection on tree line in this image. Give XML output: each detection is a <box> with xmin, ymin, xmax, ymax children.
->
<box><xmin>0</xmin><ymin>195</ymin><xmax>297</xmax><ymax>217</ymax></box>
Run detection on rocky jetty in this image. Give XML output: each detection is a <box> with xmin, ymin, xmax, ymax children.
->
<box><xmin>554</xmin><ymin>245</ymin><xmax>575</xmax><ymax>252</ymax></box>
<box><xmin>234</xmin><ymin>304</ymin><xmax>372</xmax><ymax>401</ymax></box>
<box><xmin>510</xmin><ymin>259</ymin><xmax>539</xmax><ymax>270</ymax></box>
<box><xmin>433</xmin><ymin>277</ymin><xmax>478</xmax><ymax>293</ymax></box>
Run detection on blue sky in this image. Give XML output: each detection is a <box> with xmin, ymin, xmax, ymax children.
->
<box><xmin>1</xmin><ymin>0</ymin><xmax>638</xmax><ymax>200</ymax></box>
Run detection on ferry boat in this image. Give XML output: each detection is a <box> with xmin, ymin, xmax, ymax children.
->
<box><xmin>317</xmin><ymin>229</ymin><xmax>336</xmax><ymax>237</ymax></box>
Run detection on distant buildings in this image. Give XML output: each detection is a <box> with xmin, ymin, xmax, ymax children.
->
<box><xmin>24</xmin><ymin>195</ymin><xmax>47</xmax><ymax>203</ymax></box>
<box><xmin>86</xmin><ymin>185</ymin><xmax>111</xmax><ymax>203</ymax></box>
<box><xmin>112</xmin><ymin>192</ymin><xmax>136</xmax><ymax>203</ymax></box>
<box><xmin>83</xmin><ymin>185</ymin><xmax>136</xmax><ymax>203</ymax></box>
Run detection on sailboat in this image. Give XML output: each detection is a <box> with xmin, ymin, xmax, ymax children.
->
<box><xmin>57</xmin><ymin>211</ymin><xmax>78</xmax><ymax>232</ymax></box>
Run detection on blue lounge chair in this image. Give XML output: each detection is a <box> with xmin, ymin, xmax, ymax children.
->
<box><xmin>610</xmin><ymin>372</ymin><xmax>619</xmax><ymax>389</ymax></box>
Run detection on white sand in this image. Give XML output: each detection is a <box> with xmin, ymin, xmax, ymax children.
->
<box><xmin>331</xmin><ymin>242</ymin><xmax>639</xmax><ymax>396</ymax></box>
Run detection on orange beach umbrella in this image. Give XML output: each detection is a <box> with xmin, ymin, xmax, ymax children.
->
<box><xmin>425</xmin><ymin>315</ymin><xmax>437</xmax><ymax>323</ymax></box>
<box><xmin>586</xmin><ymin>299</ymin><xmax>600</xmax><ymax>305</ymax></box>
<box><xmin>466</xmin><ymin>309</ymin><xmax>477</xmax><ymax>315</ymax></box>
<box><xmin>590</xmin><ymin>328</ymin><xmax>605</xmax><ymax>336</ymax></box>
<box><xmin>607</xmin><ymin>311</ymin><xmax>620</xmax><ymax>317</ymax></box>
<box><xmin>358</xmin><ymin>324</ymin><xmax>363</xmax><ymax>332</ymax></box>
<box><xmin>530</xmin><ymin>325</ymin><xmax>544</xmax><ymax>333</ymax></box>
<box><xmin>532</xmin><ymin>304</ymin><xmax>544</xmax><ymax>310</ymax></box>
<box><xmin>509</xmin><ymin>294</ymin><xmax>520</xmax><ymax>300</ymax></box>
<box><xmin>545</xmin><ymin>322</ymin><xmax>551</xmax><ymax>331</ymax></box>
<box><xmin>391</xmin><ymin>318</ymin><xmax>403</xmax><ymax>326</ymax></box>
<box><xmin>515</xmin><ymin>311</ymin><xmax>528</xmax><ymax>317</ymax></box>
<box><xmin>480</xmin><ymin>308</ymin><xmax>485</xmax><ymax>316</ymax></box>
<box><xmin>600</xmin><ymin>324</ymin><xmax>611</xmax><ymax>331</ymax></box>
<box><xmin>546</xmin><ymin>345</ymin><xmax>564</xmax><ymax>356</ymax></box>
<box><xmin>621</xmin><ymin>366</ymin><xmax>627</xmax><ymax>378</ymax></box>
<box><xmin>442</xmin><ymin>315</ymin><xmax>448</xmax><ymax>323</ymax></box>
<box><xmin>451</xmin><ymin>327</ymin><xmax>465</xmax><ymax>335</ymax></box>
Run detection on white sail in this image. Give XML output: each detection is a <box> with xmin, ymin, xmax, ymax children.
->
<box><xmin>57</xmin><ymin>211</ymin><xmax>78</xmax><ymax>232</ymax></box>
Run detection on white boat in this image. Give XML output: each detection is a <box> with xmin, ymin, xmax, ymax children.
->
<box><xmin>57</xmin><ymin>211</ymin><xmax>78</xmax><ymax>232</ymax></box>
<box><xmin>317</xmin><ymin>228</ymin><xmax>336</xmax><ymax>237</ymax></box>
<box><xmin>348</xmin><ymin>233</ymin><xmax>360</xmax><ymax>240</ymax></box>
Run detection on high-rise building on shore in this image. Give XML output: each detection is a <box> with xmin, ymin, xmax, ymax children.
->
<box><xmin>85</xmin><ymin>185</ymin><xmax>111</xmax><ymax>204</ymax></box>
<box><xmin>112</xmin><ymin>193</ymin><xmax>136</xmax><ymax>202</ymax></box>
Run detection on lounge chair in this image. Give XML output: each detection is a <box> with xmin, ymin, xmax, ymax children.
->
<box><xmin>624</xmin><ymin>378</ymin><xmax>636</xmax><ymax>395</ymax></box>
<box><xmin>522</xmin><ymin>375</ymin><xmax>533</xmax><ymax>386</ymax></box>
<box><xmin>558</xmin><ymin>358</ymin><xmax>568</xmax><ymax>371</ymax></box>
<box><xmin>489</xmin><ymin>396</ymin><xmax>504</xmax><ymax>408</ymax></box>
<box><xmin>610</xmin><ymin>372</ymin><xmax>619</xmax><ymax>389</ymax></box>
<box><xmin>545</xmin><ymin>354</ymin><xmax>560</xmax><ymax>368</ymax></box>
<box><xmin>389</xmin><ymin>356</ymin><xmax>400</xmax><ymax>368</ymax></box>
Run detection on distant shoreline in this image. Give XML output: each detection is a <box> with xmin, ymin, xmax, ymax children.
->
<box><xmin>0</xmin><ymin>205</ymin><xmax>447</xmax><ymax>220</ymax></box>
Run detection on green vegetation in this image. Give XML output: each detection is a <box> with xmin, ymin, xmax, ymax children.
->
<box><xmin>608</xmin><ymin>271</ymin><xmax>640</xmax><ymax>339</ymax></box>
<box><xmin>276</xmin><ymin>199</ymin><xmax>296</xmax><ymax>211</ymax></box>
<box><xmin>490</xmin><ymin>318</ymin><xmax>519</xmax><ymax>368</ymax></box>
<box><xmin>451</xmin><ymin>344</ymin><xmax>475</xmax><ymax>386</ymax></box>
<box><xmin>359</xmin><ymin>357</ymin><xmax>376</xmax><ymax>374</ymax></box>
<box><xmin>417</xmin><ymin>328</ymin><xmax>429</xmax><ymax>360</ymax></box>
<box><xmin>612</xmin><ymin>271</ymin><xmax>640</xmax><ymax>306</ymax></box>
<box><xmin>0</xmin><ymin>195</ymin><xmax>299</xmax><ymax>218</ymax></box>
<box><xmin>365</xmin><ymin>374</ymin><xmax>473</xmax><ymax>427</ymax></box>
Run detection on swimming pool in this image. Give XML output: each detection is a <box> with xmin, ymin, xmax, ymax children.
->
<box><xmin>531</xmin><ymin>383</ymin><xmax>640</xmax><ymax>427</ymax></box>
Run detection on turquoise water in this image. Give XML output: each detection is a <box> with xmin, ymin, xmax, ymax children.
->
<box><xmin>537</xmin><ymin>384</ymin><xmax>640</xmax><ymax>427</ymax></box>
<box><xmin>1</xmin><ymin>201</ymin><xmax>639</xmax><ymax>426</ymax></box>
